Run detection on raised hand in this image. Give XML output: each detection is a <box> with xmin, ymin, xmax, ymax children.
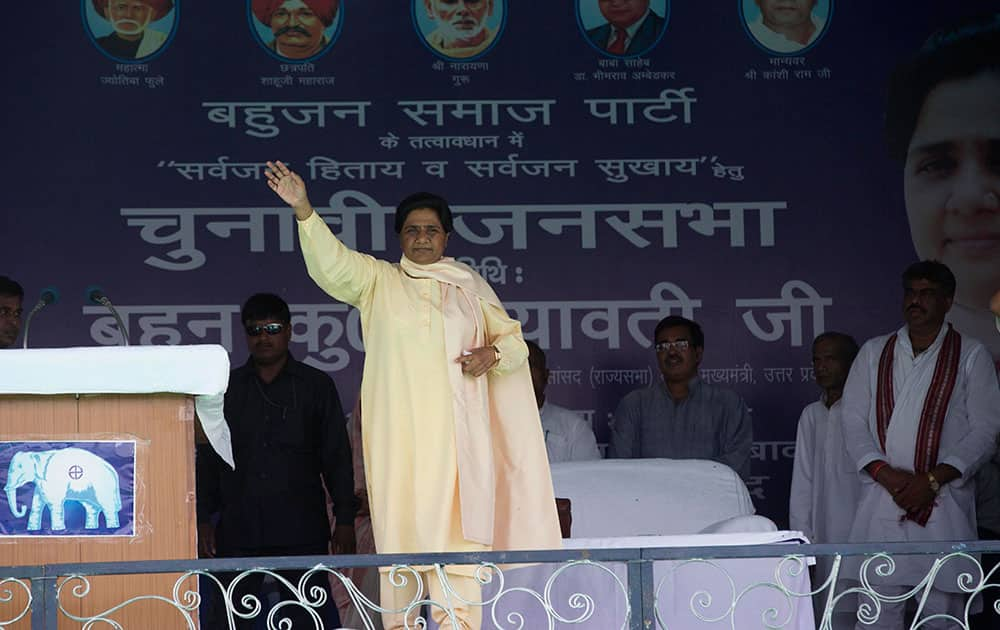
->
<box><xmin>264</xmin><ymin>160</ymin><xmax>312</xmax><ymax>219</ymax></box>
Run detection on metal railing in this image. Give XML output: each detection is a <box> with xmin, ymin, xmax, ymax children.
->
<box><xmin>2</xmin><ymin>540</ymin><xmax>1000</xmax><ymax>629</ymax></box>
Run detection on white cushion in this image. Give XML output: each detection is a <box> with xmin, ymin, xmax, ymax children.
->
<box><xmin>550</xmin><ymin>458</ymin><xmax>757</xmax><ymax>537</ymax></box>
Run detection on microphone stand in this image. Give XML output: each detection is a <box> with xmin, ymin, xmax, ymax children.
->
<box><xmin>87</xmin><ymin>288</ymin><xmax>130</xmax><ymax>346</ymax></box>
<box><xmin>22</xmin><ymin>289</ymin><xmax>58</xmax><ymax>349</ymax></box>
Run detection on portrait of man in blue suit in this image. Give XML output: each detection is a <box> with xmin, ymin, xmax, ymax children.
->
<box><xmin>584</xmin><ymin>0</ymin><xmax>666</xmax><ymax>57</ymax></box>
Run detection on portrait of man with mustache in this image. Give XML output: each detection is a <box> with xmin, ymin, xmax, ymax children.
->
<box><xmin>89</xmin><ymin>0</ymin><xmax>174</xmax><ymax>61</ymax></box>
<box><xmin>251</xmin><ymin>0</ymin><xmax>340</xmax><ymax>61</ymax></box>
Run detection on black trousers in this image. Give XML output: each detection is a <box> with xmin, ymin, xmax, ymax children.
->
<box><xmin>201</xmin><ymin>544</ymin><xmax>340</xmax><ymax>629</ymax></box>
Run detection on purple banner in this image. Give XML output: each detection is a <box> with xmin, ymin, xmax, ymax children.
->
<box><xmin>3</xmin><ymin>1</ymin><xmax>998</xmax><ymax>527</ymax></box>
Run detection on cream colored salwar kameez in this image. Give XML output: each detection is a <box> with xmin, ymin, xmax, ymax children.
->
<box><xmin>297</xmin><ymin>211</ymin><xmax>560</xmax><ymax>572</ymax></box>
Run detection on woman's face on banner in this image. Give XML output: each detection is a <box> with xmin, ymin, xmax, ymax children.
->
<box><xmin>903</xmin><ymin>71</ymin><xmax>1000</xmax><ymax>306</ymax></box>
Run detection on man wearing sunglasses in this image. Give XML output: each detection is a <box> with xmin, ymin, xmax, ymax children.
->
<box><xmin>0</xmin><ymin>276</ymin><xmax>23</xmax><ymax>349</ymax></box>
<box><xmin>608</xmin><ymin>315</ymin><xmax>753</xmax><ymax>481</ymax></box>
<box><xmin>196</xmin><ymin>293</ymin><xmax>355</xmax><ymax>629</ymax></box>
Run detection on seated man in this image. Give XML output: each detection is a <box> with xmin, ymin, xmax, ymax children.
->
<box><xmin>526</xmin><ymin>340</ymin><xmax>601</xmax><ymax>463</ymax></box>
<box><xmin>609</xmin><ymin>315</ymin><xmax>752</xmax><ymax>480</ymax></box>
<box><xmin>0</xmin><ymin>276</ymin><xmax>23</xmax><ymax>349</ymax></box>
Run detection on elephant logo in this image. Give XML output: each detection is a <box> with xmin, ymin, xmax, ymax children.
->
<box><xmin>4</xmin><ymin>447</ymin><xmax>122</xmax><ymax>532</ymax></box>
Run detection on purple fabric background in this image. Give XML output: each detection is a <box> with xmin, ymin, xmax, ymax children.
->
<box><xmin>2</xmin><ymin>1</ymin><xmax>994</xmax><ymax>527</ymax></box>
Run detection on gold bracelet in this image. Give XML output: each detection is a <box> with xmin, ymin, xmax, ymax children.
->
<box><xmin>492</xmin><ymin>345</ymin><xmax>501</xmax><ymax>366</ymax></box>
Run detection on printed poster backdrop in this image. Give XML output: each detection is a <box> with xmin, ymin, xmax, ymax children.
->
<box><xmin>0</xmin><ymin>441</ymin><xmax>136</xmax><ymax>537</ymax></box>
<box><xmin>2</xmin><ymin>1</ymin><xmax>999</xmax><ymax>527</ymax></box>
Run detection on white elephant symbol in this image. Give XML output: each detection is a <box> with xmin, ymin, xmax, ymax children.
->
<box><xmin>4</xmin><ymin>448</ymin><xmax>122</xmax><ymax>531</ymax></box>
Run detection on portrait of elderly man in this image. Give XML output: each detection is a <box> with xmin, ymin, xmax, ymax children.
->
<box><xmin>251</xmin><ymin>0</ymin><xmax>340</xmax><ymax>60</ymax></box>
<box><xmin>584</xmin><ymin>0</ymin><xmax>666</xmax><ymax>57</ymax></box>
<box><xmin>744</xmin><ymin>0</ymin><xmax>827</xmax><ymax>54</ymax></box>
<box><xmin>263</xmin><ymin>160</ymin><xmax>560</xmax><ymax>630</ymax></box>
<box><xmin>885</xmin><ymin>14</ymin><xmax>1000</xmax><ymax>365</ymax></box>
<box><xmin>90</xmin><ymin>0</ymin><xmax>174</xmax><ymax>60</ymax></box>
<box><xmin>419</xmin><ymin>0</ymin><xmax>501</xmax><ymax>59</ymax></box>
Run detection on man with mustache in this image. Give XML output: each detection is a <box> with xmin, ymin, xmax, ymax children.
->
<box><xmin>196</xmin><ymin>293</ymin><xmax>355</xmax><ymax>629</ymax></box>
<box><xmin>0</xmin><ymin>276</ymin><xmax>23</xmax><ymax>350</ymax></box>
<box><xmin>746</xmin><ymin>0</ymin><xmax>825</xmax><ymax>54</ymax></box>
<box><xmin>585</xmin><ymin>0</ymin><xmax>665</xmax><ymax>57</ymax></box>
<box><xmin>422</xmin><ymin>0</ymin><xmax>498</xmax><ymax>59</ymax></box>
<box><xmin>608</xmin><ymin>315</ymin><xmax>753</xmax><ymax>481</ymax></box>
<box><xmin>91</xmin><ymin>0</ymin><xmax>173</xmax><ymax>60</ymax></box>
<box><xmin>841</xmin><ymin>261</ymin><xmax>1000</xmax><ymax>629</ymax></box>
<box><xmin>252</xmin><ymin>0</ymin><xmax>339</xmax><ymax>60</ymax></box>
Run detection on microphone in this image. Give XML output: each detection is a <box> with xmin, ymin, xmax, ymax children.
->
<box><xmin>84</xmin><ymin>285</ymin><xmax>130</xmax><ymax>346</ymax></box>
<box><xmin>21</xmin><ymin>287</ymin><xmax>60</xmax><ymax>349</ymax></box>
<box><xmin>85</xmin><ymin>285</ymin><xmax>105</xmax><ymax>305</ymax></box>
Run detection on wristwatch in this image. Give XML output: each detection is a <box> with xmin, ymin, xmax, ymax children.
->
<box><xmin>927</xmin><ymin>472</ymin><xmax>941</xmax><ymax>494</ymax></box>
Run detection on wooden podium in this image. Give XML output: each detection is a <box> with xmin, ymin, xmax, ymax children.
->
<box><xmin>0</xmin><ymin>345</ymin><xmax>230</xmax><ymax>629</ymax></box>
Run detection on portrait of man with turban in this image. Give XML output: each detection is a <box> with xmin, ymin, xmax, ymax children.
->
<box><xmin>89</xmin><ymin>0</ymin><xmax>175</xmax><ymax>60</ymax></box>
<box><xmin>251</xmin><ymin>0</ymin><xmax>341</xmax><ymax>61</ymax></box>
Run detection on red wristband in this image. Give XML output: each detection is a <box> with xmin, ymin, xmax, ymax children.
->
<box><xmin>870</xmin><ymin>461</ymin><xmax>889</xmax><ymax>482</ymax></box>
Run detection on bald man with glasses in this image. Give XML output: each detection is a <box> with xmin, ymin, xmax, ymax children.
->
<box><xmin>608</xmin><ymin>315</ymin><xmax>753</xmax><ymax>480</ymax></box>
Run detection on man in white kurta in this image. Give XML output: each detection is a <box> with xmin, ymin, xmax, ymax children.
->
<box><xmin>842</xmin><ymin>263</ymin><xmax>1000</xmax><ymax>629</ymax></box>
<box><xmin>789</xmin><ymin>333</ymin><xmax>861</xmax><ymax>630</ymax></box>
<box><xmin>265</xmin><ymin>164</ymin><xmax>561</xmax><ymax>629</ymax></box>
<box><xmin>527</xmin><ymin>340</ymin><xmax>601</xmax><ymax>463</ymax></box>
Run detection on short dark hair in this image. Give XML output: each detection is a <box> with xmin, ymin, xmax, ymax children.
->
<box><xmin>394</xmin><ymin>192</ymin><xmax>454</xmax><ymax>234</ymax></box>
<box><xmin>241</xmin><ymin>293</ymin><xmax>291</xmax><ymax>325</ymax></box>
<box><xmin>525</xmin><ymin>339</ymin><xmax>546</xmax><ymax>369</ymax></box>
<box><xmin>653</xmin><ymin>315</ymin><xmax>704</xmax><ymax>349</ymax></box>
<box><xmin>902</xmin><ymin>260</ymin><xmax>957</xmax><ymax>297</ymax></box>
<box><xmin>885</xmin><ymin>13</ymin><xmax>1000</xmax><ymax>161</ymax></box>
<box><xmin>0</xmin><ymin>276</ymin><xmax>24</xmax><ymax>299</ymax></box>
<box><xmin>813</xmin><ymin>331</ymin><xmax>859</xmax><ymax>365</ymax></box>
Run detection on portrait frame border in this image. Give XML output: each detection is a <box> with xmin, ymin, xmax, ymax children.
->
<box><xmin>81</xmin><ymin>0</ymin><xmax>180</xmax><ymax>65</ymax></box>
<box><xmin>411</xmin><ymin>0</ymin><xmax>508</xmax><ymax>62</ymax></box>
<box><xmin>576</xmin><ymin>0</ymin><xmax>672</xmax><ymax>60</ymax></box>
<box><xmin>246</xmin><ymin>0</ymin><xmax>345</xmax><ymax>65</ymax></box>
<box><xmin>738</xmin><ymin>0</ymin><xmax>834</xmax><ymax>57</ymax></box>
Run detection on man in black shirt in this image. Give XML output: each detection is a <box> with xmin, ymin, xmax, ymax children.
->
<box><xmin>197</xmin><ymin>293</ymin><xmax>355</xmax><ymax>628</ymax></box>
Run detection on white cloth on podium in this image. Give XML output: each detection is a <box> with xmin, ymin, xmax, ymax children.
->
<box><xmin>550</xmin><ymin>458</ymin><xmax>758</xmax><ymax>537</ymax></box>
<box><xmin>0</xmin><ymin>345</ymin><xmax>233</xmax><ymax>467</ymax></box>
